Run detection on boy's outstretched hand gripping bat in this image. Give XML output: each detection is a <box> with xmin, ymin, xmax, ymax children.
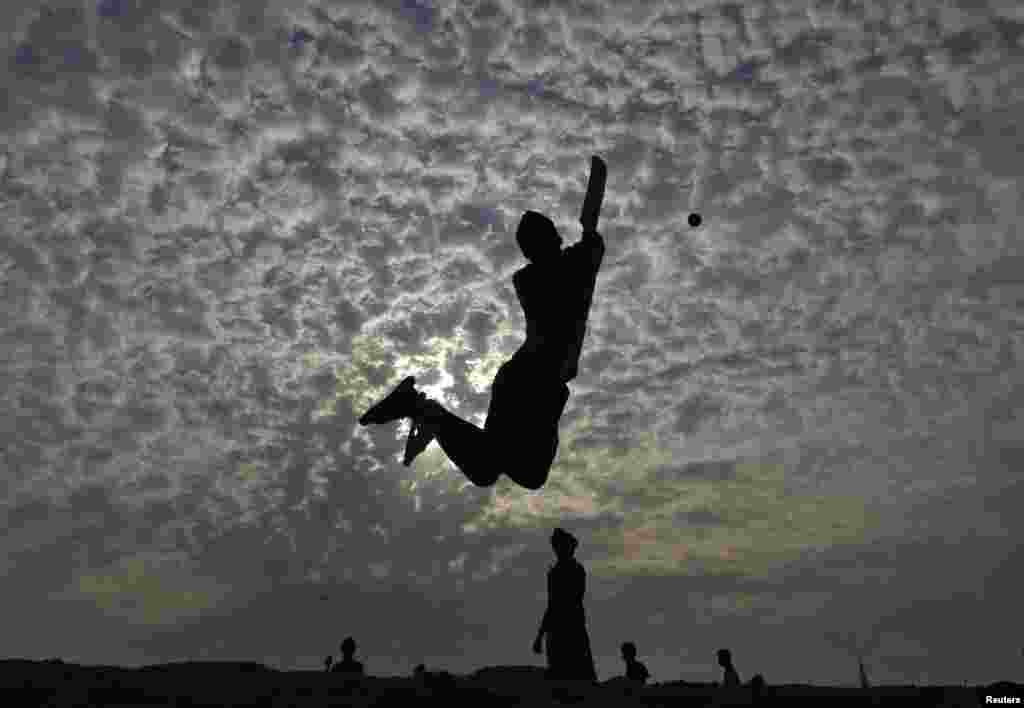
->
<box><xmin>580</xmin><ymin>156</ymin><xmax>607</xmax><ymax>235</ymax></box>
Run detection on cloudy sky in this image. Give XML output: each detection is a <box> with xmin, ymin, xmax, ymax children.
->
<box><xmin>2</xmin><ymin>0</ymin><xmax>1023</xmax><ymax>687</ymax></box>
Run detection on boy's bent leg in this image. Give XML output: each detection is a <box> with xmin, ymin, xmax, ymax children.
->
<box><xmin>501</xmin><ymin>431</ymin><xmax>559</xmax><ymax>490</ymax></box>
<box><xmin>417</xmin><ymin>399</ymin><xmax>501</xmax><ymax>487</ymax></box>
<box><xmin>417</xmin><ymin>397</ymin><xmax>556</xmax><ymax>489</ymax></box>
<box><xmin>412</xmin><ymin>359</ymin><xmax>569</xmax><ymax>489</ymax></box>
<box><xmin>483</xmin><ymin>362</ymin><xmax>570</xmax><ymax>490</ymax></box>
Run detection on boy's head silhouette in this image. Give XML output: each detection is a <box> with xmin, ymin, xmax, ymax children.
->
<box><xmin>551</xmin><ymin>527</ymin><xmax>578</xmax><ymax>560</ymax></box>
<box><xmin>341</xmin><ymin>637</ymin><xmax>356</xmax><ymax>657</ymax></box>
<box><xmin>621</xmin><ymin>642</ymin><xmax>637</xmax><ymax>660</ymax></box>
<box><xmin>516</xmin><ymin>211</ymin><xmax>563</xmax><ymax>264</ymax></box>
<box><xmin>717</xmin><ymin>648</ymin><xmax>732</xmax><ymax>666</ymax></box>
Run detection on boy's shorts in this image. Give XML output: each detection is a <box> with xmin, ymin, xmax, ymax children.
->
<box><xmin>486</xmin><ymin>354</ymin><xmax>570</xmax><ymax>437</ymax></box>
<box><xmin>485</xmin><ymin>353</ymin><xmax>570</xmax><ymax>487</ymax></box>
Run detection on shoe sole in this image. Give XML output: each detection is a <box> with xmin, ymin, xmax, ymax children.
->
<box><xmin>403</xmin><ymin>424</ymin><xmax>434</xmax><ymax>466</ymax></box>
<box><xmin>359</xmin><ymin>376</ymin><xmax>416</xmax><ymax>425</ymax></box>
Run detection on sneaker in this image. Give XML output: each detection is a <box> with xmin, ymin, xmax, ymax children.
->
<box><xmin>402</xmin><ymin>394</ymin><xmax>442</xmax><ymax>465</ymax></box>
<box><xmin>402</xmin><ymin>419</ymin><xmax>435</xmax><ymax>466</ymax></box>
<box><xmin>359</xmin><ymin>376</ymin><xmax>417</xmax><ymax>425</ymax></box>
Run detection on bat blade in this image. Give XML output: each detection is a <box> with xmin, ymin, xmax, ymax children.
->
<box><xmin>580</xmin><ymin>155</ymin><xmax>607</xmax><ymax>233</ymax></box>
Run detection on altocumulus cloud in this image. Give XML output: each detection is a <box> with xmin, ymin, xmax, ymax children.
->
<box><xmin>0</xmin><ymin>0</ymin><xmax>1022</xmax><ymax>686</ymax></box>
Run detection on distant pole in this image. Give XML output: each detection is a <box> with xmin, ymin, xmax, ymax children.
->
<box><xmin>858</xmin><ymin>656</ymin><xmax>870</xmax><ymax>690</ymax></box>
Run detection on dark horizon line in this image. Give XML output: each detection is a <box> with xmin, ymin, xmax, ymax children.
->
<box><xmin>1</xmin><ymin>656</ymin><xmax>1018</xmax><ymax>690</ymax></box>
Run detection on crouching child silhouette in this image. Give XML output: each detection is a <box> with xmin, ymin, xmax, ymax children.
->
<box><xmin>359</xmin><ymin>200</ymin><xmax>606</xmax><ymax>490</ymax></box>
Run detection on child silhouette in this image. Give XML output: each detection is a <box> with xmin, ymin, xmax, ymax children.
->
<box><xmin>716</xmin><ymin>648</ymin><xmax>741</xmax><ymax>688</ymax></box>
<box><xmin>331</xmin><ymin>637</ymin><xmax>364</xmax><ymax>676</ymax></box>
<box><xmin>620</xmin><ymin>642</ymin><xmax>650</xmax><ymax>684</ymax></box>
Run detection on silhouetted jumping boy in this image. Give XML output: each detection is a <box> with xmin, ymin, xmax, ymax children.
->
<box><xmin>620</xmin><ymin>642</ymin><xmax>650</xmax><ymax>684</ymax></box>
<box><xmin>359</xmin><ymin>210</ymin><xmax>605</xmax><ymax>490</ymax></box>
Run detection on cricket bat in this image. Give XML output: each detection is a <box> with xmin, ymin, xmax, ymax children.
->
<box><xmin>579</xmin><ymin>155</ymin><xmax>607</xmax><ymax>234</ymax></box>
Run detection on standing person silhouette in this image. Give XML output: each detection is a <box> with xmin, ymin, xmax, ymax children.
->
<box><xmin>532</xmin><ymin>528</ymin><xmax>597</xmax><ymax>682</ymax></box>
<box><xmin>358</xmin><ymin>207</ymin><xmax>605</xmax><ymax>490</ymax></box>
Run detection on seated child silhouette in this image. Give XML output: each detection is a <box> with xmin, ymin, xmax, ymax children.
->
<box><xmin>716</xmin><ymin>648</ymin><xmax>741</xmax><ymax>688</ymax></box>
<box><xmin>620</xmin><ymin>642</ymin><xmax>650</xmax><ymax>684</ymax></box>
<box><xmin>331</xmin><ymin>637</ymin><xmax>364</xmax><ymax>676</ymax></box>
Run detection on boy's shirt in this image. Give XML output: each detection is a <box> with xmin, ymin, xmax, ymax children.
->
<box><xmin>513</xmin><ymin>231</ymin><xmax>605</xmax><ymax>382</ymax></box>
